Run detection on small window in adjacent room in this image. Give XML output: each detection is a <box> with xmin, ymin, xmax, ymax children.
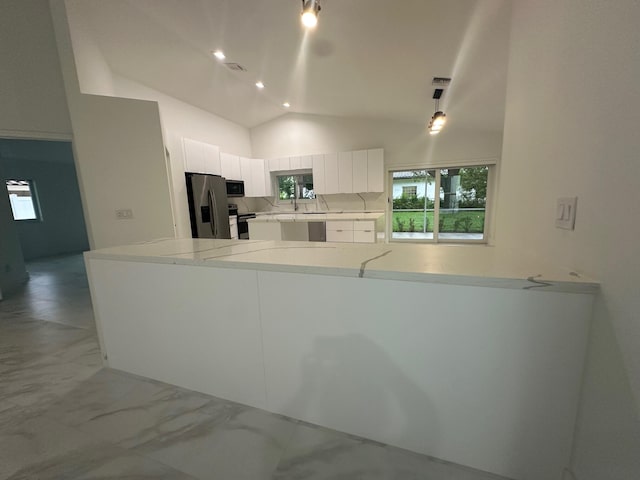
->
<box><xmin>402</xmin><ymin>186</ymin><xmax>417</xmax><ymax>197</ymax></box>
<box><xmin>5</xmin><ymin>180</ymin><xmax>41</xmax><ymax>221</ymax></box>
<box><xmin>277</xmin><ymin>173</ymin><xmax>315</xmax><ymax>201</ymax></box>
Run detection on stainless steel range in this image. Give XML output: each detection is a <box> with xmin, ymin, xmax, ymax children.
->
<box><xmin>237</xmin><ymin>212</ymin><xmax>256</xmax><ymax>239</ymax></box>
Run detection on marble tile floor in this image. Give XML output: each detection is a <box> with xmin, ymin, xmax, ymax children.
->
<box><xmin>0</xmin><ymin>253</ymin><xmax>510</xmax><ymax>480</ymax></box>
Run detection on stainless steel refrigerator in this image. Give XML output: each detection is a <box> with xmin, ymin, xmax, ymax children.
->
<box><xmin>185</xmin><ymin>172</ymin><xmax>230</xmax><ymax>239</ymax></box>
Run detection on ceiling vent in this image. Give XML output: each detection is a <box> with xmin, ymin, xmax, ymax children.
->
<box><xmin>224</xmin><ymin>62</ymin><xmax>247</xmax><ymax>72</ymax></box>
<box><xmin>432</xmin><ymin>77</ymin><xmax>451</xmax><ymax>87</ymax></box>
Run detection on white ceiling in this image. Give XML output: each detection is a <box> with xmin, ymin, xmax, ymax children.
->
<box><xmin>67</xmin><ymin>0</ymin><xmax>512</xmax><ymax>131</ymax></box>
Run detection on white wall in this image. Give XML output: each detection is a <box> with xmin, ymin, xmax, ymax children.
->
<box><xmin>50</xmin><ymin>0</ymin><xmax>176</xmax><ymax>249</ymax></box>
<box><xmin>111</xmin><ymin>75</ymin><xmax>252</xmax><ymax>238</ymax></box>
<box><xmin>250</xmin><ymin>112</ymin><xmax>501</xmax><ymax>221</ymax></box>
<box><xmin>0</xmin><ymin>141</ymin><xmax>89</xmax><ymax>260</ymax></box>
<box><xmin>62</xmin><ymin>0</ymin><xmax>253</xmax><ymax>238</ymax></box>
<box><xmin>0</xmin><ymin>165</ymin><xmax>28</xmax><ymax>295</ymax></box>
<box><xmin>251</xmin><ymin>113</ymin><xmax>502</xmax><ymax>169</ymax></box>
<box><xmin>496</xmin><ymin>1</ymin><xmax>640</xmax><ymax>478</ymax></box>
<box><xmin>0</xmin><ymin>0</ymin><xmax>71</xmax><ymax>139</ymax></box>
<box><xmin>64</xmin><ymin>0</ymin><xmax>114</xmax><ymax>97</ymax></box>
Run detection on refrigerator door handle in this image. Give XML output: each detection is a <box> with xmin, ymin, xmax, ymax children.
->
<box><xmin>208</xmin><ymin>190</ymin><xmax>216</xmax><ymax>237</ymax></box>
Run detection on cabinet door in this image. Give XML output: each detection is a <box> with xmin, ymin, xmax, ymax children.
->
<box><xmin>312</xmin><ymin>154</ymin><xmax>326</xmax><ymax>194</ymax></box>
<box><xmin>203</xmin><ymin>143</ymin><xmax>221</xmax><ymax>175</ymax></box>
<box><xmin>289</xmin><ymin>156</ymin><xmax>301</xmax><ymax>170</ymax></box>
<box><xmin>353</xmin><ymin>230</ymin><xmax>376</xmax><ymax>243</ymax></box>
<box><xmin>326</xmin><ymin>230</ymin><xmax>354</xmax><ymax>243</ymax></box>
<box><xmin>367</xmin><ymin>148</ymin><xmax>384</xmax><ymax>192</ymax></box>
<box><xmin>264</xmin><ymin>161</ymin><xmax>273</xmax><ymax>197</ymax></box>
<box><xmin>354</xmin><ymin>221</ymin><xmax>376</xmax><ymax>243</ymax></box>
<box><xmin>338</xmin><ymin>151</ymin><xmax>353</xmax><ymax>193</ymax></box>
<box><xmin>352</xmin><ymin>150</ymin><xmax>368</xmax><ymax>193</ymax></box>
<box><xmin>183</xmin><ymin>138</ymin><xmax>205</xmax><ymax>173</ymax></box>
<box><xmin>279</xmin><ymin>157</ymin><xmax>291</xmax><ymax>171</ymax></box>
<box><xmin>300</xmin><ymin>155</ymin><xmax>313</xmax><ymax>169</ymax></box>
<box><xmin>251</xmin><ymin>159</ymin><xmax>267</xmax><ymax>197</ymax></box>
<box><xmin>239</xmin><ymin>157</ymin><xmax>253</xmax><ymax>196</ymax></box>
<box><xmin>326</xmin><ymin>220</ymin><xmax>354</xmax><ymax>232</ymax></box>
<box><xmin>221</xmin><ymin>153</ymin><xmax>241</xmax><ymax>180</ymax></box>
<box><xmin>324</xmin><ymin>153</ymin><xmax>339</xmax><ymax>194</ymax></box>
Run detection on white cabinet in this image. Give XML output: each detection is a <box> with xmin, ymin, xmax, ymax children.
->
<box><xmin>183</xmin><ymin>138</ymin><xmax>221</xmax><ymax>175</ymax></box>
<box><xmin>221</xmin><ymin>152</ymin><xmax>241</xmax><ymax>180</ymax></box>
<box><xmin>367</xmin><ymin>148</ymin><xmax>384</xmax><ymax>192</ymax></box>
<box><xmin>312</xmin><ymin>154</ymin><xmax>326</xmax><ymax>194</ymax></box>
<box><xmin>229</xmin><ymin>215</ymin><xmax>238</xmax><ymax>240</ymax></box>
<box><xmin>326</xmin><ymin>220</ymin><xmax>375</xmax><ymax>243</ymax></box>
<box><xmin>324</xmin><ymin>153</ymin><xmax>339</xmax><ymax>194</ymax></box>
<box><xmin>338</xmin><ymin>151</ymin><xmax>353</xmax><ymax>193</ymax></box>
<box><xmin>290</xmin><ymin>156</ymin><xmax>301</xmax><ymax>170</ymax></box>
<box><xmin>240</xmin><ymin>157</ymin><xmax>253</xmax><ymax>195</ymax></box>
<box><xmin>326</xmin><ymin>220</ymin><xmax>354</xmax><ymax>243</ymax></box>
<box><xmin>352</xmin><ymin>150</ymin><xmax>368</xmax><ymax>193</ymax></box>
<box><xmin>269</xmin><ymin>157</ymin><xmax>291</xmax><ymax>172</ymax></box>
<box><xmin>353</xmin><ymin>220</ymin><xmax>376</xmax><ymax>243</ymax></box>
<box><xmin>300</xmin><ymin>155</ymin><xmax>313</xmax><ymax>169</ymax></box>
<box><xmin>203</xmin><ymin>143</ymin><xmax>221</xmax><ymax>175</ymax></box>
<box><xmin>252</xmin><ymin>159</ymin><xmax>268</xmax><ymax>197</ymax></box>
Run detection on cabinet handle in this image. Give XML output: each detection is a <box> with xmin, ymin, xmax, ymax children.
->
<box><xmin>336</xmin><ymin>229</ymin><xmax>343</xmax><ymax>232</ymax></box>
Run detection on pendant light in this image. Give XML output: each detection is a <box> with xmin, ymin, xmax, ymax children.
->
<box><xmin>301</xmin><ymin>0</ymin><xmax>321</xmax><ymax>28</ymax></box>
<box><xmin>428</xmin><ymin>89</ymin><xmax>447</xmax><ymax>135</ymax></box>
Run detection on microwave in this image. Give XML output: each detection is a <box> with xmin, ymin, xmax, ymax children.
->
<box><xmin>226</xmin><ymin>179</ymin><xmax>245</xmax><ymax>197</ymax></box>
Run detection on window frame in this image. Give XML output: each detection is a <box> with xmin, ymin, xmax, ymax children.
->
<box><xmin>387</xmin><ymin>162</ymin><xmax>495</xmax><ymax>245</ymax></box>
<box><xmin>5</xmin><ymin>179</ymin><xmax>42</xmax><ymax>222</ymax></box>
<box><xmin>274</xmin><ymin>170</ymin><xmax>316</xmax><ymax>206</ymax></box>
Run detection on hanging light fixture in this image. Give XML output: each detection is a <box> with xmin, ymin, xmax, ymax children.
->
<box><xmin>428</xmin><ymin>89</ymin><xmax>447</xmax><ymax>135</ymax></box>
<box><xmin>301</xmin><ymin>0</ymin><xmax>321</xmax><ymax>28</ymax></box>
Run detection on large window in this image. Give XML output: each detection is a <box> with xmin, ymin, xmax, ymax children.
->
<box><xmin>6</xmin><ymin>179</ymin><xmax>41</xmax><ymax>221</ymax></box>
<box><xmin>390</xmin><ymin>166</ymin><xmax>490</xmax><ymax>243</ymax></box>
<box><xmin>277</xmin><ymin>173</ymin><xmax>315</xmax><ymax>201</ymax></box>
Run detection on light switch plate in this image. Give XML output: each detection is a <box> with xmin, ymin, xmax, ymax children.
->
<box><xmin>115</xmin><ymin>209</ymin><xmax>134</xmax><ymax>220</ymax></box>
<box><xmin>555</xmin><ymin>197</ymin><xmax>577</xmax><ymax>230</ymax></box>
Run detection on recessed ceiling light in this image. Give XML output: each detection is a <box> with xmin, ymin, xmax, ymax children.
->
<box><xmin>213</xmin><ymin>50</ymin><xmax>225</xmax><ymax>60</ymax></box>
<box><xmin>283</xmin><ymin>102</ymin><xmax>291</xmax><ymax>108</ymax></box>
<box><xmin>255</xmin><ymin>81</ymin><xmax>265</xmax><ymax>89</ymax></box>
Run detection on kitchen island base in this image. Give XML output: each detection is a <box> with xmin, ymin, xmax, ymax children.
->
<box><xmin>86</xmin><ymin>252</ymin><xmax>593</xmax><ymax>480</ymax></box>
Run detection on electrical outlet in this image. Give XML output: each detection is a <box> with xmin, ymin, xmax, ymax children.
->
<box><xmin>115</xmin><ymin>209</ymin><xmax>133</xmax><ymax>220</ymax></box>
<box><xmin>555</xmin><ymin>197</ymin><xmax>577</xmax><ymax>230</ymax></box>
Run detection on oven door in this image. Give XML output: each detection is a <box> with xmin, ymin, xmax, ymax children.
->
<box><xmin>237</xmin><ymin>213</ymin><xmax>256</xmax><ymax>239</ymax></box>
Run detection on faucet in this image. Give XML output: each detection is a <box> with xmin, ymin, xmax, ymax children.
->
<box><xmin>293</xmin><ymin>179</ymin><xmax>299</xmax><ymax>211</ymax></box>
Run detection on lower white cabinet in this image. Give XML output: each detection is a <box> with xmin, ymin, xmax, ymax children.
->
<box><xmin>229</xmin><ymin>215</ymin><xmax>238</xmax><ymax>240</ymax></box>
<box><xmin>326</xmin><ymin>220</ymin><xmax>376</xmax><ymax>243</ymax></box>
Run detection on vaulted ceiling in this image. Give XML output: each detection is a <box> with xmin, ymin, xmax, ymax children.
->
<box><xmin>66</xmin><ymin>0</ymin><xmax>512</xmax><ymax>131</ymax></box>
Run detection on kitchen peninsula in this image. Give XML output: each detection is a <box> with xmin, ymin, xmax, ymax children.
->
<box><xmin>85</xmin><ymin>238</ymin><xmax>597</xmax><ymax>480</ymax></box>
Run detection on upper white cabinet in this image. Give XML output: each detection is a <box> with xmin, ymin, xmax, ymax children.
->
<box><xmin>220</xmin><ymin>152</ymin><xmax>241</xmax><ymax>180</ymax></box>
<box><xmin>183</xmin><ymin>138</ymin><xmax>221</xmax><ymax>175</ymax></box>
<box><xmin>239</xmin><ymin>156</ymin><xmax>253</xmax><ymax>195</ymax></box>
<box><xmin>352</xmin><ymin>150</ymin><xmax>368</xmax><ymax>193</ymax></box>
<box><xmin>312</xmin><ymin>154</ymin><xmax>325</xmax><ymax>194</ymax></box>
<box><xmin>309</xmin><ymin>149</ymin><xmax>384</xmax><ymax>195</ymax></box>
<box><xmin>269</xmin><ymin>157</ymin><xmax>291</xmax><ymax>172</ymax></box>
<box><xmin>338</xmin><ymin>151</ymin><xmax>353</xmax><ymax>194</ymax></box>
<box><xmin>324</xmin><ymin>153</ymin><xmax>339</xmax><ymax>194</ymax></box>
<box><xmin>252</xmin><ymin>159</ymin><xmax>269</xmax><ymax>197</ymax></box>
<box><xmin>300</xmin><ymin>155</ymin><xmax>313</xmax><ymax>169</ymax></box>
<box><xmin>367</xmin><ymin>148</ymin><xmax>384</xmax><ymax>192</ymax></box>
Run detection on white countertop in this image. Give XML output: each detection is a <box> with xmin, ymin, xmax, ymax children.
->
<box><xmin>85</xmin><ymin>238</ymin><xmax>598</xmax><ymax>294</ymax></box>
<box><xmin>249</xmin><ymin>212</ymin><xmax>383</xmax><ymax>222</ymax></box>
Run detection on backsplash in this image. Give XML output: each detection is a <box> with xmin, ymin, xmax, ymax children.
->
<box><xmin>237</xmin><ymin>193</ymin><xmax>385</xmax><ymax>214</ymax></box>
